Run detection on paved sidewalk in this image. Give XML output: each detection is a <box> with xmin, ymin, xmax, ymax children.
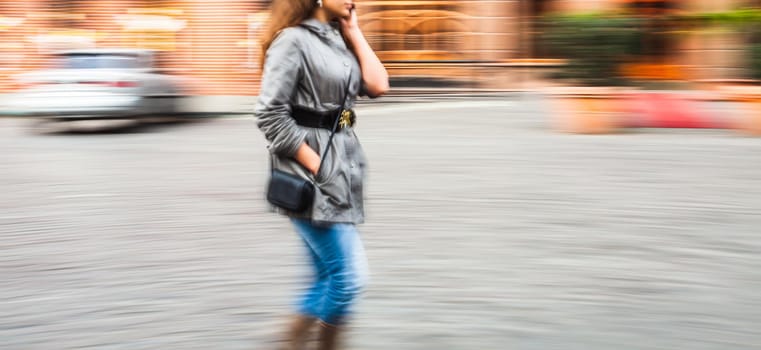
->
<box><xmin>1</xmin><ymin>97</ymin><xmax>760</xmax><ymax>349</ymax></box>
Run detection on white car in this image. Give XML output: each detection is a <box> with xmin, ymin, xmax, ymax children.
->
<box><xmin>4</xmin><ymin>49</ymin><xmax>187</xmax><ymax>120</ymax></box>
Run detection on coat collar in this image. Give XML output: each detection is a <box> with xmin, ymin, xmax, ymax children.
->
<box><xmin>300</xmin><ymin>18</ymin><xmax>338</xmax><ymax>38</ymax></box>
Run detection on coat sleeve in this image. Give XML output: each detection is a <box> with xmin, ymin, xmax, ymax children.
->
<box><xmin>255</xmin><ymin>28</ymin><xmax>307</xmax><ymax>157</ymax></box>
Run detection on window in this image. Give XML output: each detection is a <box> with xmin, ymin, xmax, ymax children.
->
<box><xmin>61</xmin><ymin>54</ymin><xmax>142</xmax><ymax>69</ymax></box>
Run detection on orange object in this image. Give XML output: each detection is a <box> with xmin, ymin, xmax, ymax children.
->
<box><xmin>736</xmin><ymin>101</ymin><xmax>761</xmax><ymax>136</ymax></box>
<box><xmin>552</xmin><ymin>93</ymin><xmax>620</xmax><ymax>134</ymax></box>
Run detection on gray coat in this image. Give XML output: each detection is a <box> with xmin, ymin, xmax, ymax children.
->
<box><xmin>255</xmin><ymin>19</ymin><xmax>368</xmax><ymax>225</ymax></box>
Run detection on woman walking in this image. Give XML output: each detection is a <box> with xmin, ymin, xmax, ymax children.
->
<box><xmin>255</xmin><ymin>0</ymin><xmax>389</xmax><ymax>349</ymax></box>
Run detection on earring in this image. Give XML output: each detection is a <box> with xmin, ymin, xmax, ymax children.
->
<box><xmin>317</xmin><ymin>0</ymin><xmax>323</xmax><ymax>7</ymax></box>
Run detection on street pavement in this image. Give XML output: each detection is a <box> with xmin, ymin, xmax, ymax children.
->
<box><xmin>1</xmin><ymin>95</ymin><xmax>760</xmax><ymax>350</ymax></box>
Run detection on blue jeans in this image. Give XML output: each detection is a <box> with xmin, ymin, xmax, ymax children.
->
<box><xmin>291</xmin><ymin>219</ymin><xmax>369</xmax><ymax>325</ymax></box>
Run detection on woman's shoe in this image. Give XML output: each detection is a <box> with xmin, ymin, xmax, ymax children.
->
<box><xmin>316</xmin><ymin>321</ymin><xmax>341</xmax><ymax>350</ymax></box>
<box><xmin>281</xmin><ymin>314</ymin><xmax>316</xmax><ymax>350</ymax></box>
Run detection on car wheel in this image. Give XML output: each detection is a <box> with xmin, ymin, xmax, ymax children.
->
<box><xmin>28</xmin><ymin>119</ymin><xmax>65</xmax><ymax>134</ymax></box>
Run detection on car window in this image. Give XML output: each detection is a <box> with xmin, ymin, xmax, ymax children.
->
<box><xmin>61</xmin><ymin>54</ymin><xmax>146</xmax><ymax>69</ymax></box>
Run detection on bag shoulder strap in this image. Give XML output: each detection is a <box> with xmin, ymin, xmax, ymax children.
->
<box><xmin>315</xmin><ymin>69</ymin><xmax>352</xmax><ymax>175</ymax></box>
<box><xmin>296</xmin><ymin>23</ymin><xmax>354</xmax><ymax>176</ymax></box>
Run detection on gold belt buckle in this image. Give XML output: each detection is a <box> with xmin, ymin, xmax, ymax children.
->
<box><xmin>339</xmin><ymin>109</ymin><xmax>353</xmax><ymax>129</ymax></box>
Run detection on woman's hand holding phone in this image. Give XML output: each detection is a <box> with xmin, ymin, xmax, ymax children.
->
<box><xmin>339</xmin><ymin>4</ymin><xmax>360</xmax><ymax>42</ymax></box>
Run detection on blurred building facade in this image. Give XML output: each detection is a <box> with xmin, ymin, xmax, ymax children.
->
<box><xmin>0</xmin><ymin>0</ymin><xmax>267</xmax><ymax>95</ymax></box>
<box><xmin>0</xmin><ymin>1</ymin><xmax>758</xmax><ymax>95</ymax></box>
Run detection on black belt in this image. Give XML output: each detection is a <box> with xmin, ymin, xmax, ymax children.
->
<box><xmin>291</xmin><ymin>106</ymin><xmax>356</xmax><ymax>130</ymax></box>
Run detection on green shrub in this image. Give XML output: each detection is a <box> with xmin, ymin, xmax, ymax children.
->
<box><xmin>750</xmin><ymin>42</ymin><xmax>761</xmax><ymax>80</ymax></box>
<box><xmin>541</xmin><ymin>13</ymin><xmax>644</xmax><ymax>86</ymax></box>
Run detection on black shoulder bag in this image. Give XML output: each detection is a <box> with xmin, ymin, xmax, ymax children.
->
<box><xmin>266</xmin><ymin>73</ymin><xmax>352</xmax><ymax>213</ymax></box>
